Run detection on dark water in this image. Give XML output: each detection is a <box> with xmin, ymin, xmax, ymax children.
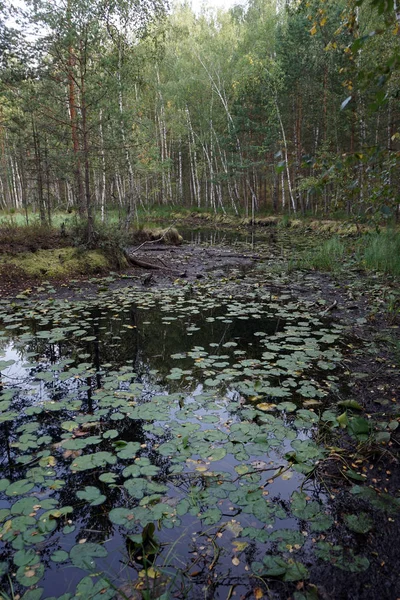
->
<box><xmin>178</xmin><ymin>226</ymin><xmax>262</xmax><ymax>246</ymax></box>
<box><xmin>0</xmin><ymin>287</ymin><xmax>344</xmax><ymax>599</ymax></box>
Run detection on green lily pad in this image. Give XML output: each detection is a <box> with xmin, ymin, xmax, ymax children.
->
<box><xmin>6</xmin><ymin>479</ymin><xmax>35</xmax><ymax>497</ymax></box>
<box><xmin>76</xmin><ymin>486</ymin><xmax>106</xmax><ymax>506</ymax></box>
<box><xmin>50</xmin><ymin>550</ymin><xmax>69</xmax><ymax>563</ymax></box>
<box><xmin>344</xmin><ymin>512</ymin><xmax>374</xmax><ymax>534</ymax></box>
<box><xmin>71</xmin><ymin>452</ymin><xmax>117</xmax><ymax>472</ymax></box>
<box><xmin>16</xmin><ymin>562</ymin><xmax>44</xmax><ymax>586</ymax></box>
<box><xmin>70</xmin><ymin>542</ymin><xmax>108</xmax><ymax>570</ymax></box>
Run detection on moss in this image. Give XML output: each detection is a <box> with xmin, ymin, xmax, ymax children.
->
<box><xmin>0</xmin><ymin>247</ymin><xmax>111</xmax><ymax>279</ymax></box>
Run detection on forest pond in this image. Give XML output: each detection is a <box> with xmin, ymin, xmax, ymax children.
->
<box><xmin>0</xmin><ymin>283</ymin><xmax>392</xmax><ymax>599</ymax></box>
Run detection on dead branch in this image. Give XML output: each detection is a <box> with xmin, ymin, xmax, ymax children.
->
<box><xmin>130</xmin><ymin>224</ymin><xmax>177</xmax><ymax>254</ymax></box>
<box><xmin>319</xmin><ymin>300</ymin><xmax>338</xmax><ymax>316</ymax></box>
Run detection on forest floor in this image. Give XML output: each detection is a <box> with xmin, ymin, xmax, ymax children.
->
<box><xmin>0</xmin><ymin>222</ymin><xmax>399</xmax><ymax>598</ymax></box>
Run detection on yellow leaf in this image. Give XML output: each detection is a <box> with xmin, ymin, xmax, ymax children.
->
<box><xmin>25</xmin><ymin>569</ymin><xmax>36</xmax><ymax>578</ymax></box>
<box><xmin>320</xmin><ymin>17</ymin><xmax>327</xmax><ymax>26</ymax></box>
<box><xmin>139</xmin><ymin>566</ymin><xmax>160</xmax><ymax>579</ymax></box>
<box><xmin>3</xmin><ymin>520</ymin><xmax>12</xmax><ymax>532</ymax></box>
<box><xmin>254</xmin><ymin>588</ymin><xmax>264</xmax><ymax>600</ymax></box>
<box><xmin>257</xmin><ymin>403</ymin><xmax>276</xmax><ymax>412</ymax></box>
<box><xmin>232</xmin><ymin>540</ymin><xmax>248</xmax><ymax>552</ymax></box>
<box><xmin>310</xmin><ymin>24</ymin><xmax>317</xmax><ymax>35</ymax></box>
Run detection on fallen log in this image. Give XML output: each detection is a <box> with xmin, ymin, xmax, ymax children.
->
<box><xmin>123</xmin><ymin>249</ymin><xmax>163</xmax><ymax>270</ymax></box>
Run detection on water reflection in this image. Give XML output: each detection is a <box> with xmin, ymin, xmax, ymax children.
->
<box><xmin>0</xmin><ymin>291</ymin><xmax>343</xmax><ymax>599</ymax></box>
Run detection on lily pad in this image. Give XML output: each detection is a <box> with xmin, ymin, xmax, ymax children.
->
<box><xmin>70</xmin><ymin>542</ymin><xmax>108</xmax><ymax>570</ymax></box>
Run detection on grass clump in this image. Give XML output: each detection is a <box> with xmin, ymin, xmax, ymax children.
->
<box><xmin>295</xmin><ymin>237</ymin><xmax>346</xmax><ymax>272</ymax></box>
<box><xmin>360</xmin><ymin>230</ymin><xmax>400</xmax><ymax>277</ymax></box>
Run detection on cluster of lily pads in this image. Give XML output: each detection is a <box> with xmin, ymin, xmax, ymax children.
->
<box><xmin>0</xmin><ymin>285</ymin><xmax>397</xmax><ymax>599</ymax></box>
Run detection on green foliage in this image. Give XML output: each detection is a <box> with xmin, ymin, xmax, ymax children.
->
<box><xmin>297</xmin><ymin>237</ymin><xmax>346</xmax><ymax>272</ymax></box>
<box><xmin>360</xmin><ymin>230</ymin><xmax>400</xmax><ymax>277</ymax></box>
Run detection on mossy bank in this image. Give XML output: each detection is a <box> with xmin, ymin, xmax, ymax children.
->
<box><xmin>0</xmin><ymin>247</ymin><xmax>115</xmax><ymax>280</ymax></box>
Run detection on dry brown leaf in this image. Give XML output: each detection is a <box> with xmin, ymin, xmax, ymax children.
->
<box><xmin>24</xmin><ymin>569</ymin><xmax>36</xmax><ymax>578</ymax></box>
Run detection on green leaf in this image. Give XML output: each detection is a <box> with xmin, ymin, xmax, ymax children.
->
<box><xmin>76</xmin><ymin>486</ymin><xmax>106</xmax><ymax>506</ymax></box>
<box><xmin>315</xmin><ymin>541</ymin><xmax>369</xmax><ymax>572</ymax></box>
<box><xmin>344</xmin><ymin>513</ymin><xmax>374</xmax><ymax>534</ymax></box>
<box><xmin>199</xmin><ymin>507</ymin><xmax>222</xmax><ymax>525</ymax></box>
<box><xmin>50</xmin><ymin>550</ymin><xmax>69</xmax><ymax>563</ymax></box>
<box><xmin>16</xmin><ymin>562</ymin><xmax>44</xmax><ymax>586</ymax></box>
<box><xmin>99</xmin><ymin>472</ymin><xmax>117</xmax><ymax>484</ymax></box>
<box><xmin>116</xmin><ymin>441</ymin><xmax>141</xmax><ymax>459</ymax></box>
<box><xmin>337</xmin><ymin>400</ymin><xmax>362</xmax><ymax>410</ymax></box>
<box><xmin>109</xmin><ymin>507</ymin><xmax>136</xmax><ymax>528</ymax></box>
<box><xmin>74</xmin><ymin>576</ymin><xmax>113</xmax><ymax>600</ymax></box>
<box><xmin>0</xmin><ymin>478</ymin><xmax>10</xmax><ymax>492</ymax></box>
<box><xmin>71</xmin><ymin>452</ymin><xmax>117</xmax><ymax>471</ymax></box>
<box><xmin>350</xmin><ymin>485</ymin><xmax>400</xmax><ymax>513</ymax></box>
<box><xmin>6</xmin><ymin>479</ymin><xmax>35</xmax><ymax>497</ymax></box>
<box><xmin>21</xmin><ymin>589</ymin><xmax>44</xmax><ymax>600</ymax></box>
<box><xmin>69</xmin><ymin>543</ymin><xmax>108</xmax><ymax>570</ymax></box>
<box><xmin>103</xmin><ymin>429</ymin><xmax>118</xmax><ymax>439</ymax></box>
<box><xmin>14</xmin><ymin>549</ymin><xmax>38</xmax><ymax>567</ymax></box>
<box><xmin>347</xmin><ymin>417</ymin><xmax>371</xmax><ymax>440</ymax></box>
<box><xmin>206</xmin><ymin>447</ymin><xmax>226</xmax><ymax>462</ymax></box>
<box><xmin>253</xmin><ymin>555</ymin><xmax>309</xmax><ymax>581</ymax></box>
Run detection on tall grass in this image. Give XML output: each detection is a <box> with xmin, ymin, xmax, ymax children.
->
<box><xmin>361</xmin><ymin>230</ymin><xmax>400</xmax><ymax>277</ymax></box>
<box><xmin>296</xmin><ymin>237</ymin><xmax>346</xmax><ymax>272</ymax></box>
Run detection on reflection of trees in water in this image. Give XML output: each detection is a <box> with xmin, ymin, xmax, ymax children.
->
<box><xmin>2</xmin><ymin>297</ymin><xmax>279</xmax><ymax>393</ymax></box>
<box><xmin>0</xmin><ymin>384</ymin><xmax>178</xmax><ymax>598</ymax></box>
<box><xmin>0</xmin><ymin>296</ymin><xmax>286</xmax><ymax>597</ymax></box>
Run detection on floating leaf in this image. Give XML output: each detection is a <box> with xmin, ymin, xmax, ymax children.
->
<box><xmin>70</xmin><ymin>543</ymin><xmax>108</xmax><ymax>570</ymax></box>
<box><xmin>16</xmin><ymin>562</ymin><xmax>44</xmax><ymax>586</ymax></box>
<box><xmin>50</xmin><ymin>550</ymin><xmax>69</xmax><ymax>563</ymax></box>
<box><xmin>76</xmin><ymin>486</ymin><xmax>106</xmax><ymax>506</ymax></box>
<box><xmin>14</xmin><ymin>549</ymin><xmax>38</xmax><ymax>567</ymax></box>
<box><xmin>109</xmin><ymin>508</ymin><xmax>136</xmax><ymax>528</ymax></box>
<box><xmin>6</xmin><ymin>479</ymin><xmax>35</xmax><ymax>497</ymax></box>
<box><xmin>315</xmin><ymin>541</ymin><xmax>369</xmax><ymax>572</ymax></box>
<box><xmin>71</xmin><ymin>452</ymin><xmax>117</xmax><ymax>471</ymax></box>
<box><xmin>343</xmin><ymin>513</ymin><xmax>374</xmax><ymax>534</ymax></box>
<box><xmin>253</xmin><ymin>555</ymin><xmax>309</xmax><ymax>581</ymax></box>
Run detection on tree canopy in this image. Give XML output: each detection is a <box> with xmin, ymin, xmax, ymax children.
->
<box><xmin>0</xmin><ymin>0</ymin><xmax>398</xmax><ymax>230</ymax></box>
